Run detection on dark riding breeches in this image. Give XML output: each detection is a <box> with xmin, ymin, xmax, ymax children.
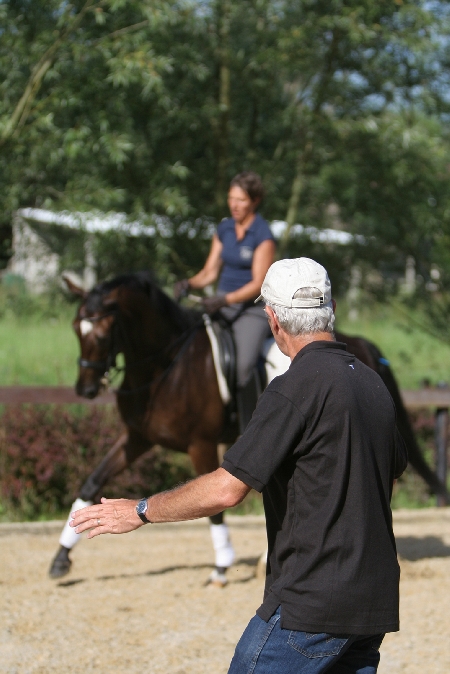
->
<box><xmin>220</xmin><ymin>302</ymin><xmax>270</xmax><ymax>389</ymax></box>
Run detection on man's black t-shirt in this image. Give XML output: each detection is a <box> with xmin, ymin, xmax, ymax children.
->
<box><xmin>222</xmin><ymin>341</ymin><xmax>407</xmax><ymax>635</ymax></box>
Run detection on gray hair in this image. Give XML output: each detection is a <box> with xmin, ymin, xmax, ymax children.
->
<box><xmin>266</xmin><ymin>287</ymin><xmax>335</xmax><ymax>336</ymax></box>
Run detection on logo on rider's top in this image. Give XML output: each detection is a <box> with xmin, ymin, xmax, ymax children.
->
<box><xmin>240</xmin><ymin>246</ymin><xmax>253</xmax><ymax>260</ymax></box>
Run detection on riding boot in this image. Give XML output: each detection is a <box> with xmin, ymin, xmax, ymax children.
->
<box><xmin>236</xmin><ymin>370</ymin><xmax>261</xmax><ymax>435</ymax></box>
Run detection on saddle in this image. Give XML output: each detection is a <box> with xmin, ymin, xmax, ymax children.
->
<box><xmin>207</xmin><ymin>315</ymin><xmax>238</xmax><ymax>404</ymax></box>
<box><xmin>204</xmin><ymin>315</ymin><xmax>273</xmax><ymax>436</ymax></box>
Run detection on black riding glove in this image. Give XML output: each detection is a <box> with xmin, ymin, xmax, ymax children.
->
<box><xmin>201</xmin><ymin>295</ymin><xmax>228</xmax><ymax>315</ymax></box>
<box><xmin>173</xmin><ymin>279</ymin><xmax>190</xmax><ymax>301</ymax></box>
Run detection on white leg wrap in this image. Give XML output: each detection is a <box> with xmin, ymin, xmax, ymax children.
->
<box><xmin>210</xmin><ymin>523</ymin><xmax>235</xmax><ymax>569</ymax></box>
<box><xmin>59</xmin><ymin>498</ymin><xmax>93</xmax><ymax>549</ymax></box>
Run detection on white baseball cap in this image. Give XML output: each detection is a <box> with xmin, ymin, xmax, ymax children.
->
<box><xmin>255</xmin><ymin>257</ymin><xmax>332</xmax><ymax>308</ymax></box>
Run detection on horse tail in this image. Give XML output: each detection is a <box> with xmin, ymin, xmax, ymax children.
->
<box><xmin>365</xmin><ymin>340</ymin><xmax>450</xmax><ymax>504</ymax></box>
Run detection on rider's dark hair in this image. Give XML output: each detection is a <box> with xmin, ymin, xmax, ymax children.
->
<box><xmin>229</xmin><ymin>171</ymin><xmax>264</xmax><ymax>204</ymax></box>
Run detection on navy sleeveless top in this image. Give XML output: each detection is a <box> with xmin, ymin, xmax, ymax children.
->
<box><xmin>217</xmin><ymin>214</ymin><xmax>275</xmax><ymax>293</ymax></box>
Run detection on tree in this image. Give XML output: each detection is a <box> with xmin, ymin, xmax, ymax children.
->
<box><xmin>1</xmin><ymin>0</ymin><xmax>449</xmax><ymax>295</ymax></box>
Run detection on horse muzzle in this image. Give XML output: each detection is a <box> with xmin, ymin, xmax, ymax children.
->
<box><xmin>76</xmin><ymin>379</ymin><xmax>100</xmax><ymax>399</ymax></box>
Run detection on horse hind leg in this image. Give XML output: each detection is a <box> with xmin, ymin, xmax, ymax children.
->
<box><xmin>188</xmin><ymin>441</ymin><xmax>235</xmax><ymax>587</ymax></box>
<box><xmin>49</xmin><ymin>432</ymin><xmax>130</xmax><ymax>579</ymax></box>
<box><xmin>255</xmin><ymin>547</ymin><xmax>268</xmax><ymax>580</ymax></box>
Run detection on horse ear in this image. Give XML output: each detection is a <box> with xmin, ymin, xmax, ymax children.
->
<box><xmin>62</xmin><ymin>273</ymin><xmax>88</xmax><ymax>299</ymax></box>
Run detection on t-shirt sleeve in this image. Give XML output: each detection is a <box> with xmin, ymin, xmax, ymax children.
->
<box><xmin>216</xmin><ymin>218</ymin><xmax>229</xmax><ymax>243</ymax></box>
<box><xmin>221</xmin><ymin>389</ymin><xmax>306</xmax><ymax>492</ymax></box>
<box><xmin>253</xmin><ymin>217</ymin><xmax>275</xmax><ymax>248</ymax></box>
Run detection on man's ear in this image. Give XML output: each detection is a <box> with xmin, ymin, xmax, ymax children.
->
<box><xmin>331</xmin><ymin>299</ymin><xmax>336</xmax><ymax>313</ymax></box>
<box><xmin>266</xmin><ymin>305</ymin><xmax>281</xmax><ymax>334</ymax></box>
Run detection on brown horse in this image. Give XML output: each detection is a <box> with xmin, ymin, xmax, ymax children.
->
<box><xmin>49</xmin><ymin>271</ymin><xmax>449</xmax><ymax>580</ymax></box>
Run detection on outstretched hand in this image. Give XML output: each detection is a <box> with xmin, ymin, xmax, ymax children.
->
<box><xmin>69</xmin><ymin>497</ymin><xmax>144</xmax><ymax>539</ymax></box>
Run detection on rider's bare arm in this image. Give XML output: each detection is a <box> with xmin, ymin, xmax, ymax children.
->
<box><xmin>225</xmin><ymin>239</ymin><xmax>275</xmax><ymax>305</ymax></box>
<box><xmin>70</xmin><ymin>468</ymin><xmax>251</xmax><ymax>539</ymax></box>
<box><xmin>188</xmin><ymin>234</ymin><xmax>223</xmax><ymax>289</ymax></box>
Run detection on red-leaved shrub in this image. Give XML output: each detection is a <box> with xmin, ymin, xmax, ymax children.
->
<box><xmin>0</xmin><ymin>405</ymin><xmax>194</xmax><ymax>520</ymax></box>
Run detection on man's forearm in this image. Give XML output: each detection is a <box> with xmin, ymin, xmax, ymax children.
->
<box><xmin>70</xmin><ymin>468</ymin><xmax>251</xmax><ymax>539</ymax></box>
<box><xmin>146</xmin><ymin>468</ymin><xmax>250</xmax><ymax>522</ymax></box>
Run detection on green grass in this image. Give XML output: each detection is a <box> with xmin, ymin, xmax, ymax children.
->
<box><xmin>0</xmin><ymin>311</ymin><xmax>78</xmax><ymax>385</ymax></box>
<box><xmin>336</xmin><ymin>301</ymin><xmax>450</xmax><ymax>390</ymax></box>
<box><xmin>1</xmin><ymin>295</ymin><xmax>448</xmax><ymax>389</ymax></box>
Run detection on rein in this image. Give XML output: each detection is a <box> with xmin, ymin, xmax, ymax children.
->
<box><xmin>78</xmin><ymin>314</ymin><xmax>204</xmax><ymax>395</ymax></box>
<box><xmin>115</xmin><ymin>323</ymin><xmax>201</xmax><ymax>396</ymax></box>
<box><xmin>116</xmin><ymin>320</ymin><xmax>203</xmax><ymax>374</ymax></box>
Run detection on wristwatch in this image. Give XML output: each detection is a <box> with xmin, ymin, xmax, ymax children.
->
<box><xmin>136</xmin><ymin>497</ymin><xmax>151</xmax><ymax>524</ymax></box>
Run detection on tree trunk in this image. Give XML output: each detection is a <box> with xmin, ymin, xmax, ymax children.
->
<box><xmin>215</xmin><ymin>0</ymin><xmax>231</xmax><ymax>213</ymax></box>
<box><xmin>279</xmin><ymin>160</ymin><xmax>304</xmax><ymax>258</ymax></box>
<box><xmin>279</xmin><ymin>142</ymin><xmax>312</xmax><ymax>258</ymax></box>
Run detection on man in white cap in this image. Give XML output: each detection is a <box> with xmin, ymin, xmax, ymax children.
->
<box><xmin>71</xmin><ymin>257</ymin><xmax>407</xmax><ymax>674</ymax></box>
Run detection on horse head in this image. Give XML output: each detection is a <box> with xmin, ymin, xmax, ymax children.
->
<box><xmin>65</xmin><ymin>270</ymin><xmax>196</xmax><ymax>400</ymax></box>
<box><xmin>64</xmin><ymin>275</ymin><xmax>120</xmax><ymax>399</ymax></box>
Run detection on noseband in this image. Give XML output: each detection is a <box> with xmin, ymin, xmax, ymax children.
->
<box><xmin>78</xmin><ymin>357</ymin><xmax>111</xmax><ymax>372</ymax></box>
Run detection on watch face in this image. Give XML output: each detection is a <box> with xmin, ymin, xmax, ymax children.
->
<box><xmin>137</xmin><ymin>498</ymin><xmax>147</xmax><ymax>515</ymax></box>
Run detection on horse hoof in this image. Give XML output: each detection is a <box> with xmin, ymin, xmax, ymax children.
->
<box><xmin>49</xmin><ymin>556</ymin><xmax>72</xmax><ymax>579</ymax></box>
<box><xmin>205</xmin><ymin>569</ymin><xmax>228</xmax><ymax>588</ymax></box>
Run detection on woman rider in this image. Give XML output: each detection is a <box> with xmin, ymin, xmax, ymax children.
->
<box><xmin>174</xmin><ymin>171</ymin><xmax>275</xmax><ymax>433</ymax></box>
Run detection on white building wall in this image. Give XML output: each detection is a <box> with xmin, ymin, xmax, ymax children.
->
<box><xmin>8</xmin><ymin>214</ymin><xmax>60</xmax><ymax>293</ymax></box>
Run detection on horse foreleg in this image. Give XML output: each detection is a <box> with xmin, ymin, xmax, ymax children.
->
<box><xmin>188</xmin><ymin>441</ymin><xmax>235</xmax><ymax>586</ymax></box>
<box><xmin>49</xmin><ymin>432</ymin><xmax>129</xmax><ymax>579</ymax></box>
<box><xmin>208</xmin><ymin>516</ymin><xmax>235</xmax><ymax>586</ymax></box>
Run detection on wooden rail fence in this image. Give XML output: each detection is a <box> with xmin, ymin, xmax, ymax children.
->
<box><xmin>0</xmin><ymin>386</ymin><xmax>115</xmax><ymax>405</ymax></box>
<box><xmin>0</xmin><ymin>386</ymin><xmax>448</xmax><ymax>505</ymax></box>
<box><xmin>0</xmin><ymin>385</ymin><xmax>448</xmax><ymax>407</ymax></box>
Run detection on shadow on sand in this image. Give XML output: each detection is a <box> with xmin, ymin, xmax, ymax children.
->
<box><xmin>396</xmin><ymin>535</ymin><xmax>450</xmax><ymax>561</ymax></box>
<box><xmin>57</xmin><ymin>556</ymin><xmax>260</xmax><ymax>588</ymax></box>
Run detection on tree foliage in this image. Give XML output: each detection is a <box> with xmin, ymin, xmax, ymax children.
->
<box><xmin>1</xmin><ymin>0</ymin><xmax>450</xmax><ymax>296</ymax></box>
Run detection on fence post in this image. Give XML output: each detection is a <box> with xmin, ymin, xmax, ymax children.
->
<box><xmin>435</xmin><ymin>382</ymin><xmax>449</xmax><ymax>507</ymax></box>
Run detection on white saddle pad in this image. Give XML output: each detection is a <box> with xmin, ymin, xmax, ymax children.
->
<box><xmin>262</xmin><ymin>338</ymin><xmax>291</xmax><ymax>384</ymax></box>
<box><xmin>204</xmin><ymin>314</ymin><xmax>290</xmax><ymax>404</ymax></box>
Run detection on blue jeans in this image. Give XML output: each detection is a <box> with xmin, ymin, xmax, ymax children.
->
<box><xmin>228</xmin><ymin>607</ymin><xmax>384</xmax><ymax>674</ymax></box>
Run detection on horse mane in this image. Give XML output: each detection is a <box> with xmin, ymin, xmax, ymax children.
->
<box><xmin>85</xmin><ymin>271</ymin><xmax>199</xmax><ymax>330</ymax></box>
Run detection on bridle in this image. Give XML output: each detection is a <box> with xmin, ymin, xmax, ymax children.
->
<box><xmin>78</xmin><ymin>357</ymin><xmax>112</xmax><ymax>371</ymax></box>
<box><xmin>77</xmin><ymin>311</ymin><xmax>119</xmax><ymax>373</ymax></box>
